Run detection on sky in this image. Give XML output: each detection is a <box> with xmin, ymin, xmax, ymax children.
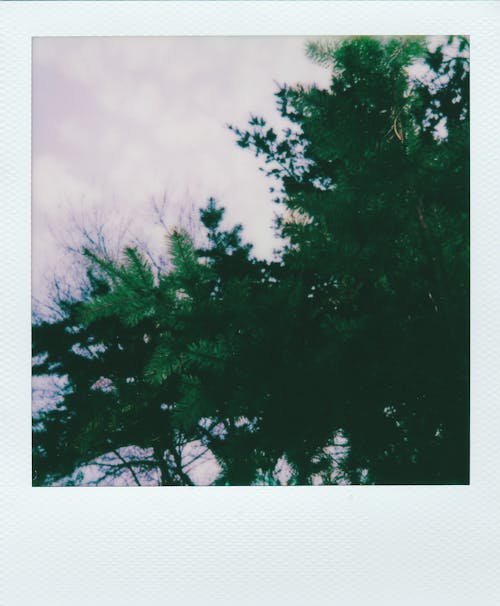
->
<box><xmin>32</xmin><ymin>36</ymin><xmax>332</xmax><ymax>307</ymax></box>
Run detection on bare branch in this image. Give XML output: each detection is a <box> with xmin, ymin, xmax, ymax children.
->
<box><xmin>111</xmin><ymin>449</ymin><xmax>143</xmax><ymax>486</ymax></box>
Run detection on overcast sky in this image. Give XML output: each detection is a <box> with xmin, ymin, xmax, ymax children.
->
<box><xmin>32</xmin><ymin>36</ymin><xmax>331</xmax><ymax>305</ymax></box>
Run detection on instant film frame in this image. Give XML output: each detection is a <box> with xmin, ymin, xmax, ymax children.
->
<box><xmin>2</xmin><ymin>1</ymin><xmax>500</xmax><ymax>604</ymax></box>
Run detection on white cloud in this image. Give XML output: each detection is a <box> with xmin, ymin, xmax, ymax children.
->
<box><xmin>32</xmin><ymin>37</ymin><xmax>332</xmax><ymax>301</ymax></box>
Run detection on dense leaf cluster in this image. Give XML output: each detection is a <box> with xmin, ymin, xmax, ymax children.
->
<box><xmin>33</xmin><ymin>36</ymin><xmax>469</xmax><ymax>485</ymax></box>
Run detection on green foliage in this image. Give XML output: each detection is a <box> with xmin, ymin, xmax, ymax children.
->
<box><xmin>33</xmin><ymin>36</ymin><xmax>469</xmax><ymax>486</ymax></box>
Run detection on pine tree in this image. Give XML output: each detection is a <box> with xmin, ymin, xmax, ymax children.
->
<box><xmin>33</xmin><ymin>36</ymin><xmax>469</xmax><ymax>485</ymax></box>
<box><xmin>229</xmin><ymin>36</ymin><xmax>469</xmax><ymax>483</ymax></box>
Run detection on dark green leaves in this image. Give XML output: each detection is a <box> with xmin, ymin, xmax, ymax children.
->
<box><xmin>33</xmin><ymin>36</ymin><xmax>469</xmax><ymax>486</ymax></box>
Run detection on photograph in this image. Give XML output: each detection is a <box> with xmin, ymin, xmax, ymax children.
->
<box><xmin>32</xmin><ymin>34</ymin><xmax>470</xmax><ymax>487</ymax></box>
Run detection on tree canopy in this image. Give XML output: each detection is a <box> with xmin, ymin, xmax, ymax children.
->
<box><xmin>33</xmin><ymin>36</ymin><xmax>469</xmax><ymax>486</ymax></box>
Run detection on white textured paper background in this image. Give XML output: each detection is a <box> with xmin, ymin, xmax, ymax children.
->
<box><xmin>1</xmin><ymin>2</ymin><xmax>499</xmax><ymax>604</ymax></box>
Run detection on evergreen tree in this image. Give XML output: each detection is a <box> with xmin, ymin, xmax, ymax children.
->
<box><xmin>33</xmin><ymin>36</ymin><xmax>469</xmax><ymax>485</ymax></box>
<box><xmin>230</xmin><ymin>35</ymin><xmax>469</xmax><ymax>483</ymax></box>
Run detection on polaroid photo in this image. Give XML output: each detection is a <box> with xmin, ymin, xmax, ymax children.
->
<box><xmin>1</xmin><ymin>2</ymin><xmax>499</xmax><ymax>604</ymax></box>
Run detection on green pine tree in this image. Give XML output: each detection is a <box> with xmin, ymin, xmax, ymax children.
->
<box><xmin>33</xmin><ymin>36</ymin><xmax>469</xmax><ymax>486</ymax></box>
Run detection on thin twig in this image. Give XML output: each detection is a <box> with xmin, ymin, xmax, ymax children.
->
<box><xmin>111</xmin><ymin>449</ymin><xmax>142</xmax><ymax>486</ymax></box>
